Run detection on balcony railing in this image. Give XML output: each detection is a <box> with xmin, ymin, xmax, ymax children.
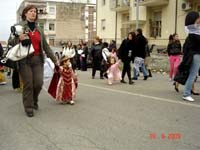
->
<box><xmin>44</xmin><ymin>30</ymin><xmax>56</xmax><ymax>36</ymax></box>
<box><xmin>110</xmin><ymin>0</ymin><xmax>130</xmax><ymax>12</ymax></box>
<box><xmin>139</xmin><ymin>0</ymin><xmax>169</xmax><ymax>7</ymax></box>
<box><xmin>38</xmin><ymin>13</ymin><xmax>56</xmax><ymax>20</ymax></box>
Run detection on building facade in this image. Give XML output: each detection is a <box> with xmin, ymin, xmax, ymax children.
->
<box><xmin>97</xmin><ymin>0</ymin><xmax>200</xmax><ymax>46</ymax></box>
<box><xmin>17</xmin><ymin>0</ymin><xmax>96</xmax><ymax>46</ymax></box>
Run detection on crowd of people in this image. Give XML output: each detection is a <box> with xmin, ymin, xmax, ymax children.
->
<box><xmin>0</xmin><ymin>5</ymin><xmax>199</xmax><ymax>118</ymax></box>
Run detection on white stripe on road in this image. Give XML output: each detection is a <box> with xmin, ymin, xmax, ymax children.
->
<box><xmin>78</xmin><ymin>83</ymin><xmax>200</xmax><ymax>108</ymax></box>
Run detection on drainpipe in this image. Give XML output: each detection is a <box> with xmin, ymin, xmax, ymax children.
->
<box><xmin>115</xmin><ymin>12</ymin><xmax>117</xmax><ymax>43</ymax></box>
<box><xmin>114</xmin><ymin>0</ymin><xmax>118</xmax><ymax>42</ymax></box>
<box><xmin>175</xmin><ymin>0</ymin><xmax>178</xmax><ymax>33</ymax></box>
<box><xmin>136</xmin><ymin>0</ymin><xmax>139</xmax><ymax>30</ymax></box>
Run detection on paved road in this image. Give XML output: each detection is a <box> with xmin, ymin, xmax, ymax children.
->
<box><xmin>0</xmin><ymin>70</ymin><xmax>200</xmax><ymax>150</ymax></box>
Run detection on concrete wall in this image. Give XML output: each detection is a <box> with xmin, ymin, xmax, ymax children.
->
<box><xmin>56</xmin><ymin>3</ymin><xmax>85</xmax><ymax>43</ymax></box>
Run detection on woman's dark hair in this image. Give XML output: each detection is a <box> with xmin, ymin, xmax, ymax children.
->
<box><xmin>127</xmin><ymin>32</ymin><xmax>136</xmax><ymax>40</ymax></box>
<box><xmin>21</xmin><ymin>5</ymin><xmax>38</xmax><ymax>21</ymax></box>
<box><xmin>111</xmin><ymin>40</ymin><xmax>116</xmax><ymax>44</ymax></box>
<box><xmin>185</xmin><ymin>11</ymin><xmax>199</xmax><ymax>26</ymax></box>
<box><xmin>102</xmin><ymin>42</ymin><xmax>109</xmax><ymax>49</ymax></box>
<box><xmin>169</xmin><ymin>33</ymin><xmax>180</xmax><ymax>44</ymax></box>
<box><xmin>173</xmin><ymin>33</ymin><xmax>181</xmax><ymax>44</ymax></box>
<box><xmin>168</xmin><ymin>34</ymin><xmax>174</xmax><ymax>44</ymax></box>
<box><xmin>136</xmin><ymin>28</ymin><xmax>143</xmax><ymax>35</ymax></box>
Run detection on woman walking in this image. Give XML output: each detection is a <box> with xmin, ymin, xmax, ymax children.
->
<box><xmin>167</xmin><ymin>33</ymin><xmax>182</xmax><ymax>81</ymax></box>
<box><xmin>8</xmin><ymin>5</ymin><xmax>58</xmax><ymax>117</ymax></box>
<box><xmin>182</xmin><ymin>11</ymin><xmax>200</xmax><ymax>102</ymax></box>
<box><xmin>118</xmin><ymin>32</ymin><xmax>135</xmax><ymax>84</ymax></box>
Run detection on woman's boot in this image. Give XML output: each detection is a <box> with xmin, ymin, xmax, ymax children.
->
<box><xmin>148</xmin><ymin>69</ymin><xmax>152</xmax><ymax>77</ymax></box>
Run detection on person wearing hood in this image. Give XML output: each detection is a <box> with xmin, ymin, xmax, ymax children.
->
<box><xmin>181</xmin><ymin>11</ymin><xmax>200</xmax><ymax>102</ymax></box>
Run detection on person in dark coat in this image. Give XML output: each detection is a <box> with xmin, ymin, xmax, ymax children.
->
<box><xmin>118</xmin><ymin>32</ymin><xmax>135</xmax><ymax>84</ymax></box>
<box><xmin>181</xmin><ymin>11</ymin><xmax>200</xmax><ymax>102</ymax></box>
<box><xmin>108</xmin><ymin>40</ymin><xmax>116</xmax><ymax>52</ymax></box>
<box><xmin>80</xmin><ymin>42</ymin><xmax>88</xmax><ymax>71</ymax></box>
<box><xmin>90</xmin><ymin>36</ymin><xmax>103</xmax><ymax>79</ymax></box>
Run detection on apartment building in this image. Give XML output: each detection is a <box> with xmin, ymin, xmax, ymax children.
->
<box><xmin>97</xmin><ymin>0</ymin><xmax>200</xmax><ymax>46</ymax></box>
<box><xmin>17</xmin><ymin>0</ymin><xmax>96</xmax><ymax>46</ymax></box>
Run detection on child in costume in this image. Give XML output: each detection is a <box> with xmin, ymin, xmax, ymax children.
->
<box><xmin>106</xmin><ymin>48</ymin><xmax>121</xmax><ymax>85</ymax></box>
<box><xmin>56</xmin><ymin>56</ymin><xmax>78</xmax><ymax>104</ymax></box>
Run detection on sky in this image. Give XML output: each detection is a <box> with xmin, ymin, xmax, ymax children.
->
<box><xmin>0</xmin><ymin>0</ymin><xmax>96</xmax><ymax>42</ymax></box>
<box><xmin>0</xmin><ymin>0</ymin><xmax>22</xmax><ymax>41</ymax></box>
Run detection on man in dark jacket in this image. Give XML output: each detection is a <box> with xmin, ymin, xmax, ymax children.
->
<box><xmin>133</xmin><ymin>28</ymin><xmax>148</xmax><ymax>80</ymax></box>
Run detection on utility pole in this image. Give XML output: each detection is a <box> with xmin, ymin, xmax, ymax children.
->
<box><xmin>136</xmin><ymin>0</ymin><xmax>139</xmax><ymax>30</ymax></box>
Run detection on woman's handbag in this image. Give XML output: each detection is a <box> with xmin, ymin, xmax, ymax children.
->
<box><xmin>0</xmin><ymin>43</ymin><xmax>34</xmax><ymax>69</ymax></box>
<box><xmin>174</xmin><ymin>70</ymin><xmax>189</xmax><ymax>85</ymax></box>
<box><xmin>6</xmin><ymin>43</ymin><xmax>34</xmax><ymax>61</ymax></box>
<box><xmin>0</xmin><ymin>58</ymin><xmax>18</xmax><ymax>69</ymax></box>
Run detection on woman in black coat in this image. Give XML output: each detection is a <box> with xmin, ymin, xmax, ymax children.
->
<box><xmin>180</xmin><ymin>11</ymin><xmax>200</xmax><ymax>102</ymax></box>
<box><xmin>90</xmin><ymin>36</ymin><xmax>103</xmax><ymax>79</ymax></box>
<box><xmin>118</xmin><ymin>32</ymin><xmax>135</xmax><ymax>84</ymax></box>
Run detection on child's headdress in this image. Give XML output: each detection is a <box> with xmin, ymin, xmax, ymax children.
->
<box><xmin>60</xmin><ymin>56</ymin><xmax>70</xmax><ymax>66</ymax></box>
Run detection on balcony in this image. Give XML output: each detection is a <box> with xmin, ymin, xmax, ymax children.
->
<box><xmin>110</xmin><ymin>0</ymin><xmax>130</xmax><ymax>12</ymax></box>
<box><xmin>44</xmin><ymin>30</ymin><xmax>56</xmax><ymax>36</ymax></box>
<box><xmin>38</xmin><ymin>13</ymin><xmax>56</xmax><ymax>20</ymax></box>
<box><xmin>139</xmin><ymin>0</ymin><xmax>169</xmax><ymax>7</ymax></box>
<box><xmin>38</xmin><ymin>13</ymin><xmax>48</xmax><ymax>20</ymax></box>
<box><xmin>130</xmin><ymin>6</ymin><xmax>147</xmax><ymax>22</ymax></box>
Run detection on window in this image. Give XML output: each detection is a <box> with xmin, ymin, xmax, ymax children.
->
<box><xmin>123</xmin><ymin>0</ymin><xmax>130</xmax><ymax>6</ymax></box>
<box><xmin>85</xmin><ymin>7</ymin><xmax>89</xmax><ymax>11</ymax></box>
<box><xmin>38</xmin><ymin>22</ymin><xmax>44</xmax><ymax>30</ymax></box>
<box><xmin>49</xmin><ymin>39</ymin><xmax>55</xmax><ymax>46</ymax></box>
<box><xmin>49</xmin><ymin>23</ymin><xmax>55</xmax><ymax>31</ymax></box>
<box><xmin>38</xmin><ymin>8</ymin><xmax>44</xmax><ymax>14</ymax></box>
<box><xmin>49</xmin><ymin>7</ymin><xmax>55</xmax><ymax>15</ymax></box>
<box><xmin>102</xmin><ymin>0</ymin><xmax>106</xmax><ymax>5</ymax></box>
<box><xmin>93</xmin><ymin>20</ymin><xmax>96</xmax><ymax>31</ymax></box>
<box><xmin>197</xmin><ymin>5</ymin><xmax>200</xmax><ymax>13</ymax></box>
<box><xmin>150</xmin><ymin>12</ymin><xmax>162</xmax><ymax>38</ymax></box>
<box><xmin>93</xmin><ymin>12</ymin><xmax>96</xmax><ymax>20</ymax></box>
<box><xmin>101</xmin><ymin>19</ymin><xmax>106</xmax><ymax>30</ymax></box>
